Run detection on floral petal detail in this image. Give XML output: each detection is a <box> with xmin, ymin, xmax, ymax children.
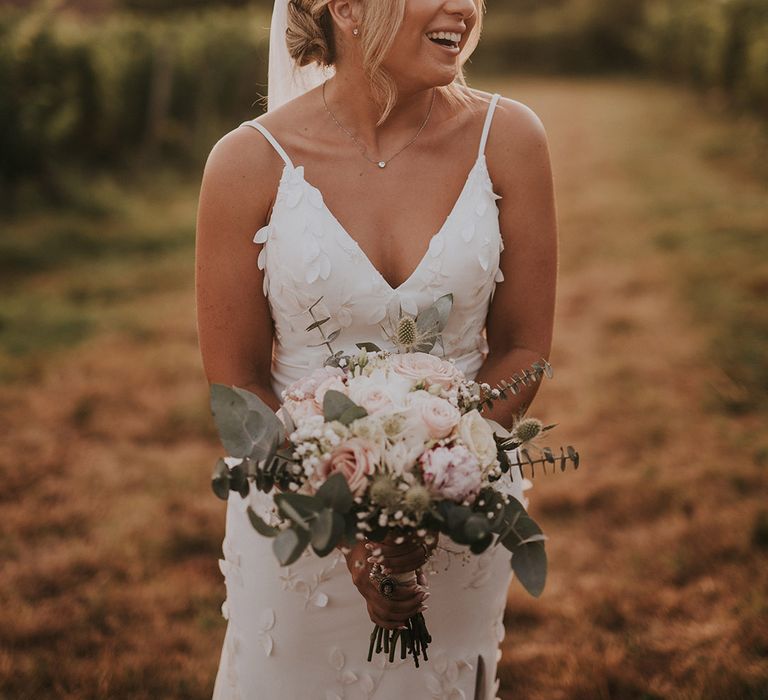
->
<box><xmin>308</xmin><ymin>186</ymin><xmax>324</xmax><ymax>209</ymax></box>
<box><xmin>446</xmin><ymin>660</ymin><xmax>460</xmax><ymax>683</ymax></box>
<box><xmin>306</xmin><ymin>264</ymin><xmax>320</xmax><ymax>284</ymax></box>
<box><xmin>337</xmin><ymin>307</ymin><xmax>352</xmax><ymax>328</ymax></box>
<box><xmin>260</xmin><ymin>634</ymin><xmax>274</xmax><ymax>656</ymax></box>
<box><xmin>496</xmin><ymin>619</ymin><xmax>506</xmax><ymax>642</ymax></box>
<box><xmin>259</xmin><ymin>608</ymin><xmax>276</xmax><ymax>631</ymax></box>
<box><xmin>360</xmin><ymin>674</ymin><xmax>375</xmax><ymax>693</ymax></box>
<box><xmin>426</xmin><ymin>674</ymin><xmax>443</xmax><ymax>696</ymax></box>
<box><xmin>257</xmin><ymin>247</ymin><xmax>267</xmax><ymax>270</ymax></box>
<box><xmin>303</xmin><ymin>236</ymin><xmax>321</xmax><ymax>264</ymax></box>
<box><xmin>311</xmin><ymin>591</ymin><xmax>329</xmax><ymax>608</ymax></box>
<box><xmin>495</xmin><ymin>268</ymin><xmax>505</xmax><ymax>283</ymax></box>
<box><xmin>478</xmin><ymin>249</ymin><xmax>490</xmax><ymax>271</ymax></box>
<box><xmin>448</xmin><ymin>690</ymin><xmax>466</xmax><ymax>700</ymax></box>
<box><xmin>325</xmin><ymin>693</ymin><xmax>342</xmax><ymax>700</ymax></box>
<box><xmin>340</xmin><ymin>670</ymin><xmax>358</xmax><ymax>684</ymax></box>
<box><xmin>285</xmin><ymin>186</ymin><xmax>303</xmax><ymax>208</ymax></box>
<box><xmin>428</xmin><ymin>235</ymin><xmax>445</xmax><ymax>257</ymax></box>
<box><xmin>253</xmin><ymin>224</ymin><xmax>271</xmax><ymax>244</ymax></box>
<box><xmin>329</xmin><ymin>647</ymin><xmax>345</xmax><ymax>671</ymax></box>
<box><xmin>319</xmin><ymin>255</ymin><xmax>332</xmax><ymax>280</ymax></box>
<box><xmin>475</xmin><ymin>197</ymin><xmax>489</xmax><ymax>217</ymax></box>
<box><xmin>220</xmin><ymin>599</ymin><xmax>229</xmax><ymax>620</ymax></box>
<box><xmin>461</xmin><ymin>221</ymin><xmax>476</xmax><ymax>243</ymax></box>
<box><xmin>434</xmin><ymin>652</ymin><xmax>448</xmax><ymax>675</ymax></box>
<box><xmin>400</xmin><ymin>296</ymin><xmax>418</xmax><ymax>316</ymax></box>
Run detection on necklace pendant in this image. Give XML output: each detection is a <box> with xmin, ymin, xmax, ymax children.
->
<box><xmin>378</xmin><ymin>161</ymin><xmax>386</xmax><ymax>169</ymax></box>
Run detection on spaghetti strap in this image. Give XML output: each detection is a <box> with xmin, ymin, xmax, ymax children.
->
<box><xmin>478</xmin><ymin>93</ymin><xmax>501</xmax><ymax>157</ymax></box>
<box><xmin>239</xmin><ymin>119</ymin><xmax>295</xmax><ymax>168</ymax></box>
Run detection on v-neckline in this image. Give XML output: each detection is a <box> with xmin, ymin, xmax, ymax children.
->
<box><xmin>281</xmin><ymin>154</ymin><xmax>488</xmax><ymax>293</ymax></box>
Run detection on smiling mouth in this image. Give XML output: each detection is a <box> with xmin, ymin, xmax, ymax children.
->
<box><xmin>425</xmin><ymin>32</ymin><xmax>461</xmax><ymax>50</ymax></box>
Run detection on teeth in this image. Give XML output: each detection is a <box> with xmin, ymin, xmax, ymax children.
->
<box><xmin>426</xmin><ymin>31</ymin><xmax>461</xmax><ymax>44</ymax></box>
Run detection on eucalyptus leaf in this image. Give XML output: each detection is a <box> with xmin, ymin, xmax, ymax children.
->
<box><xmin>500</xmin><ymin>513</ymin><xmax>544</xmax><ymax>552</ymax></box>
<box><xmin>310</xmin><ymin>508</ymin><xmax>345</xmax><ymax>556</ymax></box>
<box><xmin>305</xmin><ymin>317</ymin><xmax>330</xmax><ymax>332</ymax></box>
<box><xmin>228</xmin><ymin>462</ymin><xmax>249</xmax><ymax>498</ymax></box>
<box><xmin>210</xmin><ymin>384</ymin><xmax>284</xmax><ymax>460</ymax></box>
<box><xmin>247</xmin><ymin>506</ymin><xmax>279</xmax><ymax>538</ymax></box>
<box><xmin>273</xmin><ymin>527</ymin><xmax>310</xmax><ymax>566</ymax></box>
<box><xmin>356</xmin><ymin>342</ymin><xmax>382</xmax><ymax>352</ymax></box>
<box><xmin>463</xmin><ymin>513</ymin><xmax>491</xmax><ymax>543</ymax></box>
<box><xmin>211</xmin><ymin>458</ymin><xmax>231</xmax><ymax>501</ymax></box>
<box><xmin>275</xmin><ymin>492</ymin><xmax>321</xmax><ymax>530</ymax></box>
<box><xmin>323</xmin><ymin>390</ymin><xmax>368</xmax><ymax>424</ymax></box>
<box><xmin>315</xmin><ymin>472</ymin><xmax>354</xmax><ymax>513</ymax></box>
<box><xmin>339</xmin><ymin>405</ymin><xmax>368</xmax><ymax>426</ymax></box>
<box><xmin>511</xmin><ymin>541</ymin><xmax>547</xmax><ymax>597</ymax></box>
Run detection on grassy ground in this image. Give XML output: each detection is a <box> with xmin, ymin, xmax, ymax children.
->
<box><xmin>1</xmin><ymin>74</ymin><xmax>766</xmax><ymax>699</ymax></box>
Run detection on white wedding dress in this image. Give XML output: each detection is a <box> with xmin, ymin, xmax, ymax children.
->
<box><xmin>212</xmin><ymin>92</ymin><xmax>532</xmax><ymax>700</ymax></box>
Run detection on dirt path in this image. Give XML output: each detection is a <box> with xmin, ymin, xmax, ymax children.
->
<box><xmin>0</xmin><ymin>76</ymin><xmax>766</xmax><ymax>699</ymax></box>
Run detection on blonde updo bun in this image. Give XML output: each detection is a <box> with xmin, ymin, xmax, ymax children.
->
<box><xmin>286</xmin><ymin>0</ymin><xmax>336</xmax><ymax>68</ymax></box>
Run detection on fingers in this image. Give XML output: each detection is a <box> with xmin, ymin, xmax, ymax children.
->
<box><xmin>366</xmin><ymin>541</ymin><xmax>431</xmax><ymax>575</ymax></box>
<box><xmin>366</xmin><ymin>584</ymin><xmax>429</xmax><ymax>629</ymax></box>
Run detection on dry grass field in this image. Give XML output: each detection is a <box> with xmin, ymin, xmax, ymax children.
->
<box><xmin>1</xmin><ymin>75</ymin><xmax>766</xmax><ymax>699</ymax></box>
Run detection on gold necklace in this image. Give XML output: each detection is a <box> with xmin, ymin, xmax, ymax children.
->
<box><xmin>322</xmin><ymin>80</ymin><xmax>436</xmax><ymax>169</ymax></box>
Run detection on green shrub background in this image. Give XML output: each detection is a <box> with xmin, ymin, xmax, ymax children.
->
<box><xmin>1</xmin><ymin>0</ymin><xmax>767</xmax><ymax>203</ymax></box>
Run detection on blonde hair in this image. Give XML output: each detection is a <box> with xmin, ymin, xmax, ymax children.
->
<box><xmin>285</xmin><ymin>0</ymin><xmax>485</xmax><ymax>125</ymax></box>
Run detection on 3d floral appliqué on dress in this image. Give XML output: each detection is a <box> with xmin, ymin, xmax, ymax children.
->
<box><xmin>212</xmin><ymin>93</ymin><xmax>532</xmax><ymax>700</ymax></box>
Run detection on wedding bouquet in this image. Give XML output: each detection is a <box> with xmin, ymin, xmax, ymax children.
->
<box><xmin>210</xmin><ymin>294</ymin><xmax>578</xmax><ymax>667</ymax></box>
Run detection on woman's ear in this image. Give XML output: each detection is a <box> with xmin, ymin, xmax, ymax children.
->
<box><xmin>327</xmin><ymin>0</ymin><xmax>361</xmax><ymax>35</ymax></box>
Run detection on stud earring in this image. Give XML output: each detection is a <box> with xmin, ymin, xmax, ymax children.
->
<box><xmin>352</xmin><ymin>27</ymin><xmax>359</xmax><ymax>36</ymax></box>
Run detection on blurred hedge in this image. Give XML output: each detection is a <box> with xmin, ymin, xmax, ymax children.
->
<box><xmin>635</xmin><ymin>0</ymin><xmax>768</xmax><ymax>118</ymax></box>
<box><xmin>0</xmin><ymin>3</ymin><xmax>269</xmax><ymax>204</ymax></box>
<box><xmin>1</xmin><ymin>0</ymin><xmax>767</xmax><ymax>205</ymax></box>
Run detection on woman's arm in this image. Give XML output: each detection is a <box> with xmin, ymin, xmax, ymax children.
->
<box><xmin>478</xmin><ymin>97</ymin><xmax>559</xmax><ymax>430</ymax></box>
<box><xmin>195</xmin><ymin>125</ymin><xmax>284</xmax><ymax>410</ymax></box>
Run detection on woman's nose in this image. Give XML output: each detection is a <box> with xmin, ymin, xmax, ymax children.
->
<box><xmin>443</xmin><ymin>0</ymin><xmax>476</xmax><ymax>21</ymax></box>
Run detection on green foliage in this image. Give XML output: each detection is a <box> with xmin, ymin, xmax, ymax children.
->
<box><xmin>322</xmin><ymin>390</ymin><xmax>368</xmax><ymax>426</ymax></box>
<box><xmin>209</xmin><ymin>384</ymin><xmax>284</xmax><ymax>460</ymax></box>
<box><xmin>0</xmin><ymin>3</ymin><xmax>269</xmax><ymax>203</ymax></box>
<box><xmin>635</xmin><ymin>0</ymin><xmax>768</xmax><ymax>116</ymax></box>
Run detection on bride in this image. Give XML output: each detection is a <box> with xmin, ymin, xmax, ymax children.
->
<box><xmin>195</xmin><ymin>0</ymin><xmax>557</xmax><ymax>697</ymax></box>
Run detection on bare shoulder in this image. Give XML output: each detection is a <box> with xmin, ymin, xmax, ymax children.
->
<box><xmin>465</xmin><ymin>89</ymin><xmax>552</xmax><ymax>192</ymax></box>
<box><xmin>198</xmin><ymin>118</ymin><xmax>289</xmax><ymax>232</ymax></box>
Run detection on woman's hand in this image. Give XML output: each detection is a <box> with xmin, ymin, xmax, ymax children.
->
<box><xmin>343</xmin><ymin>540</ymin><xmax>429</xmax><ymax>630</ymax></box>
<box><xmin>367</xmin><ymin>531</ymin><xmax>439</xmax><ymax>575</ymax></box>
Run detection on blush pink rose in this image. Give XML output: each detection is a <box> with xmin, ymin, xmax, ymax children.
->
<box><xmin>317</xmin><ymin>438</ymin><xmax>379</xmax><ymax>496</ymax></box>
<box><xmin>283</xmin><ymin>366</ymin><xmax>345</xmax><ymax>402</ymax></box>
<box><xmin>406</xmin><ymin>391</ymin><xmax>461</xmax><ymax>440</ymax></box>
<box><xmin>281</xmin><ymin>398</ymin><xmax>322</xmax><ymax>423</ymax></box>
<box><xmin>420</xmin><ymin>445</ymin><xmax>482</xmax><ymax>503</ymax></box>
<box><xmin>390</xmin><ymin>353</ymin><xmax>463</xmax><ymax>390</ymax></box>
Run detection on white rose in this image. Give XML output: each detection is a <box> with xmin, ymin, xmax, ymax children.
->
<box><xmin>458</xmin><ymin>411</ymin><xmax>498</xmax><ymax>468</ymax></box>
<box><xmin>348</xmin><ymin>375</ymin><xmax>395</xmax><ymax>415</ymax></box>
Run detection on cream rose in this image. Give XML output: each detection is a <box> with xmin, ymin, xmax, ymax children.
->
<box><xmin>317</xmin><ymin>438</ymin><xmax>379</xmax><ymax>496</ymax></box>
<box><xmin>348</xmin><ymin>376</ymin><xmax>395</xmax><ymax>415</ymax></box>
<box><xmin>406</xmin><ymin>390</ymin><xmax>461</xmax><ymax>440</ymax></box>
<box><xmin>458</xmin><ymin>411</ymin><xmax>497</xmax><ymax>467</ymax></box>
<box><xmin>390</xmin><ymin>352</ymin><xmax>463</xmax><ymax>390</ymax></box>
